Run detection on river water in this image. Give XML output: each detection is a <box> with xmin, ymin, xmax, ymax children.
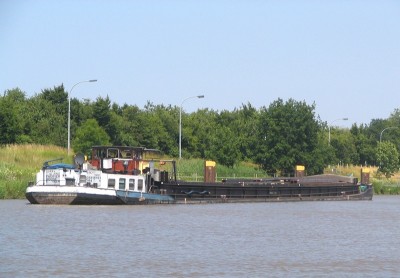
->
<box><xmin>1</xmin><ymin>196</ymin><xmax>399</xmax><ymax>277</ymax></box>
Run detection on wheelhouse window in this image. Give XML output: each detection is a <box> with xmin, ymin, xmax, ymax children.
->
<box><xmin>121</xmin><ymin>150</ymin><xmax>132</xmax><ymax>159</ymax></box>
<box><xmin>108</xmin><ymin>178</ymin><xmax>115</xmax><ymax>189</ymax></box>
<box><xmin>107</xmin><ymin>148</ymin><xmax>119</xmax><ymax>159</ymax></box>
<box><xmin>138</xmin><ymin>179</ymin><xmax>144</xmax><ymax>191</ymax></box>
<box><xmin>119</xmin><ymin>178</ymin><xmax>126</xmax><ymax>190</ymax></box>
<box><xmin>129</xmin><ymin>179</ymin><xmax>135</xmax><ymax>190</ymax></box>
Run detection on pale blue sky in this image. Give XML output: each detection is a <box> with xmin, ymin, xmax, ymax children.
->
<box><xmin>1</xmin><ymin>0</ymin><xmax>399</xmax><ymax>127</ymax></box>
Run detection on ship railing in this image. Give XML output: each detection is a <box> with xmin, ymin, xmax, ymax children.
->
<box><xmin>31</xmin><ymin>179</ymin><xmax>78</xmax><ymax>186</ymax></box>
<box><xmin>176</xmin><ymin>173</ymin><xmax>270</xmax><ymax>182</ymax></box>
<box><xmin>173</xmin><ymin>188</ymin><xmax>361</xmax><ymax>199</ymax></box>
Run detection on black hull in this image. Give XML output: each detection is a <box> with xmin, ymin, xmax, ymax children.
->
<box><xmin>26</xmin><ymin>192</ymin><xmax>124</xmax><ymax>205</ymax></box>
<box><xmin>26</xmin><ymin>182</ymin><xmax>373</xmax><ymax>205</ymax></box>
<box><xmin>154</xmin><ymin>181</ymin><xmax>374</xmax><ymax>204</ymax></box>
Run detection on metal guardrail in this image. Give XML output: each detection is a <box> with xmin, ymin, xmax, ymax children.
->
<box><xmin>176</xmin><ymin>172</ymin><xmax>266</xmax><ymax>182</ymax></box>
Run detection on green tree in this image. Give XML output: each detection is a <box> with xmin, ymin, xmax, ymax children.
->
<box><xmin>386</xmin><ymin>112</ymin><xmax>400</xmax><ymax>153</ymax></box>
<box><xmin>232</xmin><ymin>103</ymin><xmax>259</xmax><ymax>161</ymax></box>
<box><xmin>93</xmin><ymin>96</ymin><xmax>111</xmax><ymax>127</ymax></box>
<box><xmin>206</xmin><ymin>124</ymin><xmax>240</xmax><ymax>167</ymax></box>
<box><xmin>376</xmin><ymin>141</ymin><xmax>399</xmax><ymax>178</ymax></box>
<box><xmin>255</xmin><ymin>98</ymin><xmax>320</xmax><ymax>176</ymax></box>
<box><xmin>367</xmin><ymin>119</ymin><xmax>388</xmax><ymax>144</ymax></box>
<box><xmin>41</xmin><ymin>84</ymin><xmax>68</xmax><ymax>115</ymax></box>
<box><xmin>308</xmin><ymin>130</ymin><xmax>334</xmax><ymax>174</ymax></box>
<box><xmin>149</xmin><ymin>103</ymin><xmax>178</xmax><ymax>155</ymax></box>
<box><xmin>350</xmin><ymin>124</ymin><xmax>376</xmax><ymax>166</ymax></box>
<box><xmin>73</xmin><ymin>119</ymin><xmax>110</xmax><ymax>155</ymax></box>
<box><xmin>330</xmin><ymin>129</ymin><xmax>359</xmax><ymax>165</ymax></box>
<box><xmin>25</xmin><ymin>95</ymin><xmax>66</xmax><ymax>146</ymax></box>
<box><xmin>185</xmin><ymin>108</ymin><xmax>218</xmax><ymax>159</ymax></box>
<box><xmin>135</xmin><ymin>102</ymin><xmax>173</xmax><ymax>151</ymax></box>
<box><xmin>93</xmin><ymin>96</ymin><xmax>113</xmax><ymax>136</ymax></box>
<box><xmin>0</xmin><ymin>88</ymin><xmax>27</xmax><ymax>144</ymax></box>
<box><xmin>118</xmin><ymin>104</ymin><xmax>141</xmax><ymax>146</ymax></box>
<box><xmin>69</xmin><ymin>98</ymin><xmax>94</xmax><ymax>134</ymax></box>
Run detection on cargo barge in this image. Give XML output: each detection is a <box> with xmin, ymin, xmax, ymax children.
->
<box><xmin>26</xmin><ymin>146</ymin><xmax>373</xmax><ymax>205</ymax></box>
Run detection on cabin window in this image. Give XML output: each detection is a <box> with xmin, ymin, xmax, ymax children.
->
<box><xmin>107</xmin><ymin>148</ymin><xmax>119</xmax><ymax>158</ymax></box>
<box><xmin>66</xmin><ymin>178</ymin><xmax>75</xmax><ymax>186</ymax></box>
<box><xmin>79</xmin><ymin>175</ymin><xmax>87</xmax><ymax>184</ymax></box>
<box><xmin>129</xmin><ymin>179</ymin><xmax>135</xmax><ymax>190</ymax></box>
<box><xmin>119</xmin><ymin>178</ymin><xmax>126</xmax><ymax>190</ymax></box>
<box><xmin>108</xmin><ymin>178</ymin><xmax>116</xmax><ymax>189</ymax></box>
<box><xmin>121</xmin><ymin>150</ymin><xmax>132</xmax><ymax>159</ymax></box>
<box><xmin>138</xmin><ymin>179</ymin><xmax>144</xmax><ymax>191</ymax></box>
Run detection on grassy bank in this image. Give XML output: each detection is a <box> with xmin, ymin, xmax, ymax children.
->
<box><xmin>323</xmin><ymin>164</ymin><xmax>400</xmax><ymax>195</ymax></box>
<box><xmin>0</xmin><ymin>144</ymin><xmax>70</xmax><ymax>199</ymax></box>
<box><xmin>175</xmin><ymin>159</ymin><xmax>266</xmax><ymax>181</ymax></box>
<box><xmin>0</xmin><ymin>144</ymin><xmax>266</xmax><ymax>199</ymax></box>
<box><xmin>372</xmin><ymin>179</ymin><xmax>400</xmax><ymax>195</ymax></box>
<box><xmin>1</xmin><ymin>144</ymin><xmax>399</xmax><ymax>199</ymax></box>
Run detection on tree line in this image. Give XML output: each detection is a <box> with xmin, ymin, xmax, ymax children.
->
<box><xmin>1</xmin><ymin>85</ymin><xmax>400</xmax><ymax>177</ymax></box>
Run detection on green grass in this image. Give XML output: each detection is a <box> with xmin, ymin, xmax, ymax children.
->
<box><xmin>0</xmin><ymin>144</ymin><xmax>70</xmax><ymax>199</ymax></box>
<box><xmin>323</xmin><ymin>165</ymin><xmax>400</xmax><ymax>195</ymax></box>
<box><xmin>1</xmin><ymin>144</ymin><xmax>399</xmax><ymax>198</ymax></box>
<box><xmin>372</xmin><ymin>179</ymin><xmax>400</xmax><ymax>195</ymax></box>
<box><xmin>175</xmin><ymin>159</ymin><xmax>266</xmax><ymax>181</ymax></box>
<box><xmin>0</xmin><ymin>145</ymin><xmax>267</xmax><ymax>198</ymax></box>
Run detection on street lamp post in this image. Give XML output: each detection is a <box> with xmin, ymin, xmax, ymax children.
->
<box><xmin>328</xmin><ymin>117</ymin><xmax>348</xmax><ymax>145</ymax></box>
<box><xmin>380</xmin><ymin>126</ymin><xmax>397</xmax><ymax>143</ymax></box>
<box><xmin>179</xmin><ymin>95</ymin><xmax>204</xmax><ymax>159</ymax></box>
<box><xmin>68</xmin><ymin>79</ymin><xmax>97</xmax><ymax>155</ymax></box>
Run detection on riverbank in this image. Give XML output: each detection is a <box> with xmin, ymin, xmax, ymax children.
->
<box><xmin>0</xmin><ymin>144</ymin><xmax>69</xmax><ymax>199</ymax></box>
<box><xmin>325</xmin><ymin>164</ymin><xmax>400</xmax><ymax>195</ymax></box>
<box><xmin>1</xmin><ymin>144</ymin><xmax>267</xmax><ymax>199</ymax></box>
<box><xmin>1</xmin><ymin>144</ymin><xmax>399</xmax><ymax>199</ymax></box>
<box><xmin>372</xmin><ymin>180</ymin><xmax>400</xmax><ymax>195</ymax></box>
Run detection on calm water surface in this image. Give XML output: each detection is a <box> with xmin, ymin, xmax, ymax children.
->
<box><xmin>1</xmin><ymin>196</ymin><xmax>400</xmax><ymax>277</ymax></box>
